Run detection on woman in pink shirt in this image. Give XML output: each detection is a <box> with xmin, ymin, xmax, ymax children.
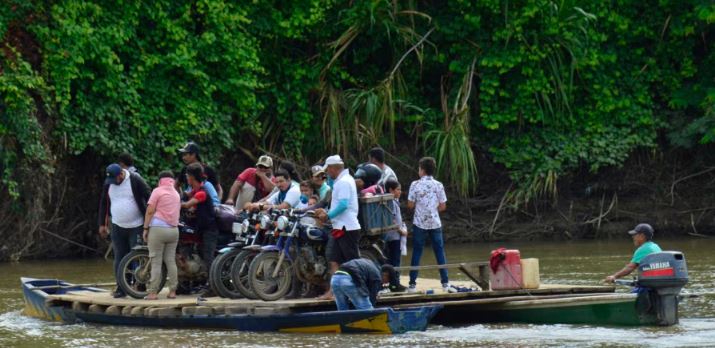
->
<box><xmin>142</xmin><ymin>171</ymin><xmax>181</xmax><ymax>300</ymax></box>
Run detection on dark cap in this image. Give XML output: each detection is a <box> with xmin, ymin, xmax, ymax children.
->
<box><xmin>628</xmin><ymin>223</ymin><xmax>654</xmax><ymax>239</ymax></box>
<box><xmin>105</xmin><ymin>163</ymin><xmax>122</xmax><ymax>185</ymax></box>
<box><xmin>178</xmin><ymin>141</ymin><xmax>200</xmax><ymax>155</ymax></box>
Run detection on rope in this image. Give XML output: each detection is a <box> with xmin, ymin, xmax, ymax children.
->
<box><xmin>500</xmin><ymin>261</ymin><xmax>534</xmax><ymax>297</ymax></box>
<box><xmin>39</xmin><ymin>227</ymin><xmax>102</xmax><ymax>254</ymax></box>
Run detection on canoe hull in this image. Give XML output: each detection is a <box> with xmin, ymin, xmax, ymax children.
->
<box><xmin>70</xmin><ymin>307</ymin><xmax>437</xmax><ymax>334</ymax></box>
<box><xmin>21</xmin><ymin>277</ymin><xmax>439</xmax><ymax>334</ymax></box>
<box><xmin>433</xmin><ymin>294</ymin><xmax>658</xmax><ymax>326</ymax></box>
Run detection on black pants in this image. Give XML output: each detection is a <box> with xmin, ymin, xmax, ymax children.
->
<box><xmin>111</xmin><ymin>224</ymin><xmax>142</xmax><ymax>286</ymax></box>
<box><xmin>326</xmin><ymin>229</ymin><xmax>361</xmax><ymax>264</ymax></box>
<box><xmin>200</xmin><ymin>228</ymin><xmax>219</xmax><ymax>272</ymax></box>
<box><xmin>385</xmin><ymin>239</ymin><xmax>402</xmax><ymax>268</ymax></box>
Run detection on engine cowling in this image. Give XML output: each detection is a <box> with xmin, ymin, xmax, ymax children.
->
<box><xmin>637</xmin><ymin>251</ymin><xmax>688</xmax><ymax>295</ymax></box>
<box><xmin>636</xmin><ymin>251</ymin><xmax>689</xmax><ymax>326</ymax></box>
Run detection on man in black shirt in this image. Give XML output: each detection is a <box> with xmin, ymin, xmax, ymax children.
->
<box><xmin>175</xmin><ymin>141</ymin><xmax>222</xmax><ymax>200</ymax></box>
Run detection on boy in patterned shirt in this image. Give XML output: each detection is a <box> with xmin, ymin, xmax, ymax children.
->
<box><xmin>407</xmin><ymin>157</ymin><xmax>456</xmax><ymax>293</ymax></box>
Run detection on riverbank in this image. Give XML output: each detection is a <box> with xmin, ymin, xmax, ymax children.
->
<box><xmin>405</xmin><ymin>149</ymin><xmax>715</xmax><ymax>242</ymax></box>
<box><xmin>1</xmin><ymin>145</ymin><xmax>714</xmax><ymax>261</ymax></box>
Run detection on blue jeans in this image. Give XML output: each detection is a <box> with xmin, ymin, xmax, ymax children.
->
<box><xmin>111</xmin><ymin>224</ymin><xmax>141</xmax><ymax>287</ymax></box>
<box><xmin>409</xmin><ymin>225</ymin><xmax>449</xmax><ymax>286</ymax></box>
<box><xmin>331</xmin><ymin>273</ymin><xmax>373</xmax><ymax>311</ymax></box>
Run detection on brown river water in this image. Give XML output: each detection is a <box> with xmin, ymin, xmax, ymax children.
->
<box><xmin>1</xmin><ymin>238</ymin><xmax>714</xmax><ymax>347</ymax></box>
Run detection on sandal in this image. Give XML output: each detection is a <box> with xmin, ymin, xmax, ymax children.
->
<box><xmin>167</xmin><ymin>292</ymin><xmax>177</xmax><ymax>299</ymax></box>
<box><xmin>316</xmin><ymin>292</ymin><xmax>334</xmax><ymax>301</ymax></box>
<box><xmin>144</xmin><ymin>294</ymin><xmax>158</xmax><ymax>300</ymax></box>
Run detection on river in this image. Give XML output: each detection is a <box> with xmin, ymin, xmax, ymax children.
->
<box><xmin>1</xmin><ymin>238</ymin><xmax>714</xmax><ymax>347</ymax></box>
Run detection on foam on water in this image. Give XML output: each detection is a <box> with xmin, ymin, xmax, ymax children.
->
<box><xmin>0</xmin><ymin>310</ymin><xmax>50</xmax><ymax>337</ymax></box>
<box><xmin>377</xmin><ymin>319</ymin><xmax>715</xmax><ymax>348</ymax></box>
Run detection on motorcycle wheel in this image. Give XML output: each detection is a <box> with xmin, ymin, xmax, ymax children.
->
<box><xmin>209</xmin><ymin>248</ymin><xmax>243</xmax><ymax>299</ymax></box>
<box><xmin>117</xmin><ymin>249</ymin><xmax>167</xmax><ymax>299</ymax></box>
<box><xmin>248</xmin><ymin>252</ymin><xmax>293</xmax><ymax>301</ymax></box>
<box><xmin>230</xmin><ymin>250</ymin><xmax>259</xmax><ymax>299</ymax></box>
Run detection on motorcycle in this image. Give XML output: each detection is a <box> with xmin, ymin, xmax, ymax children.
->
<box><xmin>117</xmin><ymin>221</ymin><xmax>205</xmax><ymax>299</ymax></box>
<box><xmin>229</xmin><ymin>209</ymin><xmax>280</xmax><ymax>299</ymax></box>
<box><xmin>248</xmin><ymin>209</ymin><xmax>310</xmax><ymax>301</ymax></box>
<box><xmin>117</xmin><ymin>205</ymin><xmax>239</xmax><ymax>299</ymax></box>
<box><xmin>207</xmin><ymin>210</ymin><xmax>256</xmax><ymax>299</ymax></box>
<box><xmin>247</xmin><ymin>208</ymin><xmax>387</xmax><ymax>301</ymax></box>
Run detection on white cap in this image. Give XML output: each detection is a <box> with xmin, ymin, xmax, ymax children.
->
<box><xmin>321</xmin><ymin>155</ymin><xmax>344</xmax><ymax>171</ymax></box>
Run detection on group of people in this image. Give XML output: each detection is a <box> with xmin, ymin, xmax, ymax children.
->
<box><xmin>97</xmin><ymin>143</ymin><xmax>456</xmax><ymax>308</ymax></box>
<box><xmin>98</xmin><ymin>144</ymin><xmax>222</xmax><ymax>299</ymax></box>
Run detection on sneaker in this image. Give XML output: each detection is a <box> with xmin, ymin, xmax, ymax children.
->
<box><xmin>389</xmin><ymin>284</ymin><xmax>407</xmax><ymax>293</ymax></box>
<box><xmin>442</xmin><ymin>284</ymin><xmax>458</xmax><ymax>293</ymax></box>
<box><xmin>112</xmin><ymin>288</ymin><xmax>126</xmax><ymax>298</ymax></box>
<box><xmin>198</xmin><ymin>287</ymin><xmax>216</xmax><ymax>298</ymax></box>
<box><xmin>406</xmin><ymin>285</ymin><xmax>419</xmax><ymax>293</ymax></box>
<box><xmin>378</xmin><ymin>288</ymin><xmax>391</xmax><ymax>295</ymax></box>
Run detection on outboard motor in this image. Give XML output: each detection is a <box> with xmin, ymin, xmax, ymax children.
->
<box><xmin>636</xmin><ymin>251</ymin><xmax>688</xmax><ymax>326</ymax></box>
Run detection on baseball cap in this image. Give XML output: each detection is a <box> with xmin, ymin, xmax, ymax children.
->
<box><xmin>256</xmin><ymin>155</ymin><xmax>273</xmax><ymax>168</ymax></box>
<box><xmin>311</xmin><ymin>165</ymin><xmax>325</xmax><ymax>177</ymax></box>
<box><xmin>178</xmin><ymin>141</ymin><xmax>200</xmax><ymax>155</ymax></box>
<box><xmin>321</xmin><ymin>155</ymin><xmax>344</xmax><ymax>171</ymax></box>
<box><xmin>105</xmin><ymin>163</ymin><xmax>122</xmax><ymax>185</ymax></box>
<box><xmin>628</xmin><ymin>223</ymin><xmax>654</xmax><ymax>239</ymax></box>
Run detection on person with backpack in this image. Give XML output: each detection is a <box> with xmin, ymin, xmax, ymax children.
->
<box><xmin>181</xmin><ymin>163</ymin><xmax>220</xmax><ymax>274</ymax></box>
<box><xmin>98</xmin><ymin>163</ymin><xmax>151</xmax><ymax>298</ymax></box>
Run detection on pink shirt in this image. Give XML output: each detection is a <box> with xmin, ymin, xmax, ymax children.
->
<box><xmin>148</xmin><ymin>177</ymin><xmax>181</xmax><ymax>227</ymax></box>
<box><xmin>360</xmin><ymin>185</ymin><xmax>384</xmax><ymax>196</ymax></box>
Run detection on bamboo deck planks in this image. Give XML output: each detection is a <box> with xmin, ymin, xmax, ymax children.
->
<box><xmin>46</xmin><ymin>278</ymin><xmax>615</xmax><ymax>317</ymax></box>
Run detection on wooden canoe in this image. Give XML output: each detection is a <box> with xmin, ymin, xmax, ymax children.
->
<box><xmin>21</xmin><ymin>277</ymin><xmax>440</xmax><ymax>334</ymax></box>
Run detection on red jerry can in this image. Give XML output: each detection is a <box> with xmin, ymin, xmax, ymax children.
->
<box><xmin>489</xmin><ymin>249</ymin><xmax>523</xmax><ymax>290</ymax></box>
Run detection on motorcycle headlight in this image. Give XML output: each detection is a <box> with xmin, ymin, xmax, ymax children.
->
<box><xmin>260</xmin><ymin>215</ymin><xmax>271</xmax><ymax>229</ymax></box>
<box><xmin>233</xmin><ymin>219</ymin><xmax>250</xmax><ymax>234</ymax></box>
<box><xmin>276</xmin><ymin>216</ymin><xmax>289</xmax><ymax>231</ymax></box>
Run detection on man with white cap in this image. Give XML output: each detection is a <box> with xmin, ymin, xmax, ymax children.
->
<box><xmin>225</xmin><ymin>155</ymin><xmax>275</xmax><ymax>210</ymax></box>
<box><xmin>316</xmin><ymin>155</ymin><xmax>362</xmax><ymax>299</ymax></box>
<box><xmin>604</xmin><ymin>223</ymin><xmax>662</xmax><ymax>283</ymax></box>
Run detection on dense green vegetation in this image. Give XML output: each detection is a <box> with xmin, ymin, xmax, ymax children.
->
<box><xmin>1</xmin><ymin>0</ymin><xmax>713</xmax><ymax>259</ymax></box>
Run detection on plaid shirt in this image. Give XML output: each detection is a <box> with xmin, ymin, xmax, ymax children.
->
<box><xmin>408</xmin><ymin>176</ymin><xmax>447</xmax><ymax>230</ymax></box>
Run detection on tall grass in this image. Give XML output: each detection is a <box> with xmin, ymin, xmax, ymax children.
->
<box><xmin>511</xmin><ymin>1</ymin><xmax>595</xmax><ymax>203</ymax></box>
<box><xmin>319</xmin><ymin>0</ymin><xmax>431</xmax><ymax>159</ymax></box>
<box><xmin>424</xmin><ymin>59</ymin><xmax>479</xmax><ymax>198</ymax></box>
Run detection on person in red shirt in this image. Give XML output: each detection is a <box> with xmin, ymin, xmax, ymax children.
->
<box><xmin>225</xmin><ymin>155</ymin><xmax>275</xmax><ymax>210</ymax></box>
<box><xmin>181</xmin><ymin>163</ymin><xmax>218</xmax><ymax>296</ymax></box>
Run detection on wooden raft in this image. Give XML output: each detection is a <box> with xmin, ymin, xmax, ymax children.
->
<box><xmin>45</xmin><ymin>280</ymin><xmax>615</xmax><ymax>318</ymax></box>
<box><xmin>394</xmin><ymin>261</ymin><xmax>491</xmax><ymax>290</ymax></box>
